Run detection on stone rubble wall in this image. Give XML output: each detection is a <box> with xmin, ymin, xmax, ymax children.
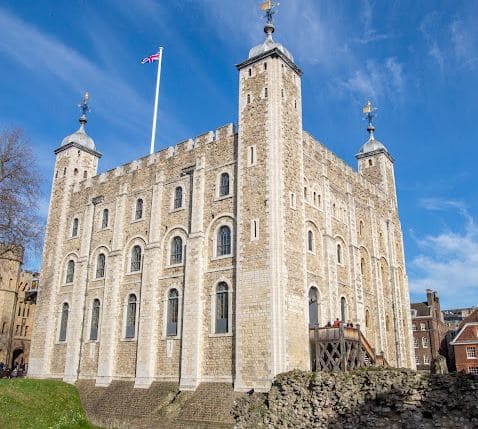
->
<box><xmin>232</xmin><ymin>368</ymin><xmax>478</xmax><ymax>428</ymax></box>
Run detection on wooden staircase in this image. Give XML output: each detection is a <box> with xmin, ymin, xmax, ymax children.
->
<box><xmin>309</xmin><ymin>325</ymin><xmax>388</xmax><ymax>372</ymax></box>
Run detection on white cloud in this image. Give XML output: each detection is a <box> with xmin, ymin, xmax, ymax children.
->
<box><xmin>409</xmin><ymin>199</ymin><xmax>478</xmax><ymax>307</ymax></box>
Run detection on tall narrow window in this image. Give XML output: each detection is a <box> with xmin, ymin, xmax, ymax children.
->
<box><xmin>1</xmin><ymin>322</ymin><xmax>7</xmax><ymax>334</ymax></box>
<box><xmin>72</xmin><ymin>218</ymin><xmax>79</xmax><ymax>237</ymax></box>
<box><xmin>130</xmin><ymin>245</ymin><xmax>142</xmax><ymax>272</ymax></box>
<box><xmin>90</xmin><ymin>299</ymin><xmax>100</xmax><ymax>341</ymax></box>
<box><xmin>337</xmin><ymin>244</ymin><xmax>342</xmax><ymax>264</ymax></box>
<box><xmin>359</xmin><ymin>221</ymin><xmax>364</xmax><ymax>237</ymax></box>
<box><xmin>248</xmin><ymin>68</ymin><xmax>252</xmax><ymax>76</ymax></box>
<box><xmin>307</xmin><ymin>230</ymin><xmax>314</xmax><ymax>252</ymax></box>
<box><xmin>386</xmin><ymin>315</ymin><xmax>392</xmax><ymax>332</ymax></box>
<box><xmin>215</xmin><ymin>282</ymin><xmax>229</xmax><ymax>334</ymax></box>
<box><xmin>264</xmin><ymin>62</ymin><xmax>267</xmax><ymax>70</ymax></box>
<box><xmin>360</xmin><ymin>258</ymin><xmax>365</xmax><ymax>275</ymax></box>
<box><xmin>102</xmin><ymin>209</ymin><xmax>109</xmax><ymax>229</ymax></box>
<box><xmin>59</xmin><ymin>303</ymin><xmax>69</xmax><ymax>342</ymax></box>
<box><xmin>135</xmin><ymin>198</ymin><xmax>143</xmax><ymax>220</ymax></box>
<box><xmin>167</xmin><ymin>289</ymin><xmax>179</xmax><ymax>336</ymax></box>
<box><xmin>174</xmin><ymin>187</ymin><xmax>183</xmax><ymax>209</ymax></box>
<box><xmin>65</xmin><ymin>260</ymin><xmax>75</xmax><ymax>283</ymax></box>
<box><xmin>309</xmin><ymin>287</ymin><xmax>319</xmax><ymax>326</ymax></box>
<box><xmin>219</xmin><ymin>172</ymin><xmax>230</xmax><ymax>196</ymax></box>
<box><xmin>247</xmin><ymin>94</ymin><xmax>251</xmax><ymax>104</ymax></box>
<box><xmin>340</xmin><ymin>297</ymin><xmax>347</xmax><ymax>323</ymax></box>
<box><xmin>249</xmin><ymin>146</ymin><xmax>255</xmax><ymax>165</ymax></box>
<box><xmin>96</xmin><ymin>253</ymin><xmax>106</xmax><ymax>278</ymax></box>
<box><xmin>365</xmin><ymin>309</ymin><xmax>371</xmax><ymax>328</ymax></box>
<box><xmin>217</xmin><ymin>226</ymin><xmax>231</xmax><ymax>256</ymax></box>
<box><xmin>170</xmin><ymin>236</ymin><xmax>183</xmax><ymax>264</ymax></box>
<box><xmin>264</xmin><ymin>87</ymin><xmax>268</xmax><ymax>98</ymax></box>
<box><xmin>125</xmin><ymin>294</ymin><xmax>137</xmax><ymax>339</ymax></box>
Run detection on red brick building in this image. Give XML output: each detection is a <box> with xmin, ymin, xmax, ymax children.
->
<box><xmin>450</xmin><ymin>310</ymin><xmax>478</xmax><ymax>375</ymax></box>
<box><xmin>410</xmin><ymin>289</ymin><xmax>446</xmax><ymax>371</ymax></box>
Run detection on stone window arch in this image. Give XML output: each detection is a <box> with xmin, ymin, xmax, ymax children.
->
<box><xmin>167</xmin><ymin>289</ymin><xmax>179</xmax><ymax>336</ymax></box>
<box><xmin>309</xmin><ymin>287</ymin><xmax>319</xmax><ymax>326</ymax></box>
<box><xmin>217</xmin><ymin>225</ymin><xmax>231</xmax><ymax>256</ymax></box>
<box><xmin>219</xmin><ymin>172</ymin><xmax>230</xmax><ymax>197</ymax></box>
<box><xmin>170</xmin><ymin>236</ymin><xmax>183</xmax><ymax>264</ymax></box>
<box><xmin>125</xmin><ymin>294</ymin><xmax>137</xmax><ymax>339</ymax></box>
<box><xmin>215</xmin><ymin>282</ymin><xmax>229</xmax><ymax>334</ymax></box>
<box><xmin>89</xmin><ymin>299</ymin><xmax>101</xmax><ymax>341</ymax></box>
<box><xmin>59</xmin><ymin>302</ymin><xmax>69</xmax><ymax>342</ymax></box>
<box><xmin>130</xmin><ymin>245</ymin><xmax>142</xmax><ymax>272</ymax></box>
<box><xmin>96</xmin><ymin>253</ymin><xmax>106</xmax><ymax>279</ymax></box>
<box><xmin>71</xmin><ymin>218</ymin><xmax>79</xmax><ymax>237</ymax></box>
<box><xmin>174</xmin><ymin>186</ymin><xmax>183</xmax><ymax>209</ymax></box>
<box><xmin>65</xmin><ymin>260</ymin><xmax>75</xmax><ymax>284</ymax></box>
<box><xmin>101</xmin><ymin>208</ymin><xmax>109</xmax><ymax>229</ymax></box>
<box><xmin>135</xmin><ymin>198</ymin><xmax>143</xmax><ymax>220</ymax></box>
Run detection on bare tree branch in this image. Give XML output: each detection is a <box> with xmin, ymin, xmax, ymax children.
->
<box><xmin>0</xmin><ymin>128</ymin><xmax>42</xmax><ymax>257</ymax></box>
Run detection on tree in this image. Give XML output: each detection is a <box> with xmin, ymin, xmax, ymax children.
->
<box><xmin>0</xmin><ymin>128</ymin><xmax>42</xmax><ymax>256</ymax></box>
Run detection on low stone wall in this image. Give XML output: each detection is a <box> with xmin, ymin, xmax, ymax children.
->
<box><xmin>232</xmin><ymin>368</ymin><xmax>478</xmax><ymax>428</ymax></box>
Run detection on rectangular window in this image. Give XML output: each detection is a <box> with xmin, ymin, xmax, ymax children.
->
<box><xmin>414</xmin><ymin>338</ymin><xmax>419</xmax><ymax>348</ymax></box>
<box><xmin>264</xmin><ymin>87</ymin><xmax>268</xmax><ymax>98</ymax></box>
<box><xmin>290</xmin><ymin>192</ymin><xmax>296</xmax><ymax>209</ymax></box>
<box><xmin>470</xmin><ymin>367</ymin><xmax>478</xmax><ymax>375</ymax></box>
<box><xmin>24</xmin><ymin>326</ymin><xmax>28</xmax><ymax>337</ymax></box>
<box><xmin>412</xmin><ymin>324</ymin><xmax>416</xmax><ymax>331</ymax></box>
<box><xmin>466</xmin><ymin>346</ymin><xmax>477</xmax><ymax>359</ymax></box>
<box><xmin>248</xmin><ymin>146</ymin><xmax>255</xmax><ymax>166</ymax></box>
<box><xmin>415</xmin><ymin>355</ymin><xmax>420</xmax><ymax>365</ymax></box>
<box><xmin>420</xmin><ymin>323</ymin><xmax>426</xmax><ymax>331</ymax></box>
<box><xmin>422</xmin><ymin>337</ymin><xmax>429</xmax><ymax>348</ymax></box>
<box><xmin>423</xmin><ymin>355</ymin><xmax>430</xmax><ymax>365</ymax></box>
<box><xmin>251</xmin><ymin>219</ymin><xmax>259</xmax><ymax>241</ymax></box>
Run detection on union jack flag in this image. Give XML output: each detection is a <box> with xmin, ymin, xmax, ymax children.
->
<box><xmin>141</xmin><ymin>52</ymin><xmax>160</xmax><ymax>64</ymax></box>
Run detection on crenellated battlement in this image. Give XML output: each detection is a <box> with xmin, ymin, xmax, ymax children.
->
<box><xmin>72</xmin><ymin>123</ymin><xmax>236</xmax><ymax>194</ymax></box>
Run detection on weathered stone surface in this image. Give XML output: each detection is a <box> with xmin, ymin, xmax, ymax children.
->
<box><xmin>232</xmin><ymin>368</ymin><xmax>478</xmax><ymax>428</ymax></box>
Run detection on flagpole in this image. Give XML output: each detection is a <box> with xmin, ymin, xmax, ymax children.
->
<box><xmin>150</xmin><ymin>46</ymin><xmax>163</xmax><ymax>155</ymax></box>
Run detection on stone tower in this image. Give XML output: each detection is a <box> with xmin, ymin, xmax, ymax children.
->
<box><xmin>235</xmin><ymin>16</ymin><xmax>307</xmax><ymax>391</ymax></box>
<box><xmin>29</xmin><ymin>94</ymin><xmax>101</xmax><ymax>379</ymax></box>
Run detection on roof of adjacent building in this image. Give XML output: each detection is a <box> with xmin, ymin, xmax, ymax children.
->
<box><xmin>411</xmin><ymin>302</ymin><xmax>431</xmax><ymax>318</ymax></box>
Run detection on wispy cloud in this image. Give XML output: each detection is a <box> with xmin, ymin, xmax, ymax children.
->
<box><xmin>409</xmin><ymin>198</ymin><xmax>478</xmax><ymax>307</ymax></box>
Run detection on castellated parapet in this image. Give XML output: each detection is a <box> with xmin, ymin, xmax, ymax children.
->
<box><xmin>29</xmin><ymin>22</ymin><xmax>414</xmax><ymax>392</ymax></box>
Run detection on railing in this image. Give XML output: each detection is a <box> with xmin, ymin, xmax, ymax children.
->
<box><xmin>309</xmin><ymin>325</ymin><xmax>387</xmax><ymax>372</ymax></box>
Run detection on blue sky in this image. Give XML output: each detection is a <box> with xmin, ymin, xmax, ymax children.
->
<box><xmin>0</xmin><ymin>0</ymin><xmax>477</xmax><ymax>310</ymax></box>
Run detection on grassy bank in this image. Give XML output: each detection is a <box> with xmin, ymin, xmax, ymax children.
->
<box><xmin>0</xmin><ymin>378</ymin><xmax>99</xmax><ymax>429</ymax></box>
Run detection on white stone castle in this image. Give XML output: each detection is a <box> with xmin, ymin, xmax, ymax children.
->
<box><xmin>29</xmin><ymin>9</ymin><xmax>415</xmax><ymax>391</ymax></box>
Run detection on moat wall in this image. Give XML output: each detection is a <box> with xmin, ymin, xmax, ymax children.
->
<box><xmin>233</xmin><ymin>368</ymin><xmax>478</xmax><ymax>429</ymax></box>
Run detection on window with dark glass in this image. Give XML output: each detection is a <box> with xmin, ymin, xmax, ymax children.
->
<box><xmin>96</xmin><ymin>253</ymin><xmax>106</xmax><ymax>278</ymax></box>
<box><xmin>130</xmin><ymin>245</ymin><xmax>142</xmax><ymax>272</ymax></box>
<box><xmin>125</xmin><ymin>294</ymin><xmax>137</xmax><ymax>338</ymax></box>
<box><xmin>174</xmin><ymin>187</ymin><xmax>183</xmax><ymax>209</ymax></box>
<box><xmin>72</xmin><ymin>218</ymin><xmax>79</xmax><ymax>237</ymax></box>
<box><xmin>217</xmin><ymin>226</ymin><xmax>231</xmax><ymax>256</ymax></box>
<box><xmin>59</xmin><ymin>303</ymin><xmax>69</xmax><ymax>342</ymax></box>
<box><xmin>167</xmin><ymin>289</ymin><xmax>179</xmax><ymax>336</ymax></box>
<box><xmin>170</xmin><ymin>236</ymin><xmax>183</xmax><ymax>264</ymax></box>
<box><xmin>66</xmin><ymin>260</ymin><xmax>75</xmax><ymax>283</ymax></box>
<box><xmin>215</xmin><ymin>282</ymin><xmax>229</xmax><ymax>334</ymax></box>
<box><xmin>337</xmin><ymin>244</ymin><xmax>342</xmax><ymax>264</ymax></box>
<box><xmin>102</xmin><ymin>209</ymin><xmax>109</xmax><ymax>229</ymax></box>
<box><xmin>340</xmin><ymin>297</ymin><xmax>347</xmax><ymax>323</ymax></box>
<box><xmin>219</xmin><ymin>173</ymin><xmax>230</xmax><ymax>196</ymax></box>
<box><xmin>90</xmin><ymin>299</ymin><xmax>100</xmax><ymax>340</ymax></box>
<box><xmin>309</xmin><ymin>288</ymin><xmax>319</xmax><ymax>326</ymax></box>
<box><xmin>135</xmin><ymin>198</ymin><xmax>143</xmax><ymax>220</ymax></box>
<box><xmin>308</xmin><ymin>230</ymin><xmax>314</xmax><ymax>252</ymax></box>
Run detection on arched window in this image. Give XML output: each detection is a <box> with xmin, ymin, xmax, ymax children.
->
<box><xmin>135</xmin><ymin>198</ymin><xmax>143</xmax><ymax>220</ymax></box>
<box><xmin>309</xmin><ymin>287</ymin><xmax>319</xmax><ymax>326</ymax></box>
<box><xmin>360</xmin><ymin>258</ymin><xmax>365</xmax><ymax>275</ymax></box>
<box><xmin>313</xmin><ymin>192</ymin><xmax>317</xmax><ymax>205</ymax></box>
<box><xmin>170</xmin><ymin>236</ymin><xmax>183</xmax><ymax>264</ymax></box>
<box><xmin>130</xmin><ymin>245</ymin><xmax>142</xmax><ymax>272</ymax></box>
<box><xmin>96</xmin><ymin>253</ymin><xmax>106</xmax><ymax>278</ymax></box>
<box><xmin>307</xmin><ymin>230</ymin><xmax>314</xmax><ymax>252</ymax></box>
<box><xmin>90</xmin><ymin>299</ymin><xmax>100</xmax><ymax>341</ymax></box>
<box><xmin>72</xmin><ymin>218</ymin><xmax>79</xmax><ymax>237</ymax></box>
<box><xmin>59</xmin><ymin>303</ymin><xmax>69</xmax><ymax>342</ymax></box>
<box><xmin>125</xmin><ymin>294</ymin><xmax>137</xmax><ymax>338</ymax></box>
<box><xmin>217</xmin><ymin>226</ymin><xmax>231</xmax><ymax>256</ymax></box>
<box><xmin>215</xmin><ymin>282</ymin><xmax>229</xmax><ymax>334</ymax></box>
<box><xmin>167</xmin><ymin>289</ymin><xmax>179</xmax><ymax>336</ymax></box>
<box><xmin>174</xmin><ymin>187</ymin><xmax>183</xmax><ymax>209</ymax></box>
<box><xmin>365</xmin><ymin>309</ymin><xmax>371</xmax><ymax>328</ymax></box>
<box><xmin>102</xmin><ymin>209</ymin><xmax>109</xmax><ymax>229</ymax></box>
<box><xmin>340</xmin><ymin>297</ymin><xmax>347</xmax><ymax>323</ymax></box>
<box><xmin>65</xmin><ymin>260</ymin><xmax>75</xmax><ymax>283</ymax></box>
<box><xmin>219</xmin><ymin>172</ymin><xmax>230</xmax><ymax>196</ymax></box>
<box><xmin>337</xmin><ymin>244</ymin><xmax>342</xmax><ymax>264</ymax></box>
<box><xmin>359</xmin><ymin>221</ymin><xmax>364</xmax><ymax>237</ymax></box>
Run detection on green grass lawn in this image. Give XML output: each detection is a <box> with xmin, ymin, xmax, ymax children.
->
<box><xmin>0</xmin><ymin>378</ymin><xmax>100</xmax><ymax>429</ymax></box>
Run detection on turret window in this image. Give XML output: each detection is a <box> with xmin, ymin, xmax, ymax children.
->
<box><xmin>101</xmin><ymin>209</ymin><xmax>109</xmax><ymax>229</ymax></box>
<box><xmin>135</xmin><ymin>198</ymin><xmax>143</xmax><ymax>220</ymax></box>
<box><xmin>264</xmin><ymin>62</ymin><xmax>267</xmax><ymax>70</ymax></box>
<box><xmin>174</xmin><ymin>187</ymin><xmax>183</xmax><ymax>209</ymax></box>
<box><xmin>219</xmin><ymin>172</ymin><xmax>230</xmax><ymax>197</ymax></box>
<box><xmin>247</xmin><ymin>94</ymin><xmax>251</xmax><ymax>104</ymax></box>
<box><xmin>248</xmin><ymin>68</ymin><xmax>252</xmax><ymax>77</ymax></box>
<box><xmin>71</xmin><ymin>218</ymin><xmax>79</xmax><ymax>237</ymax></box>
